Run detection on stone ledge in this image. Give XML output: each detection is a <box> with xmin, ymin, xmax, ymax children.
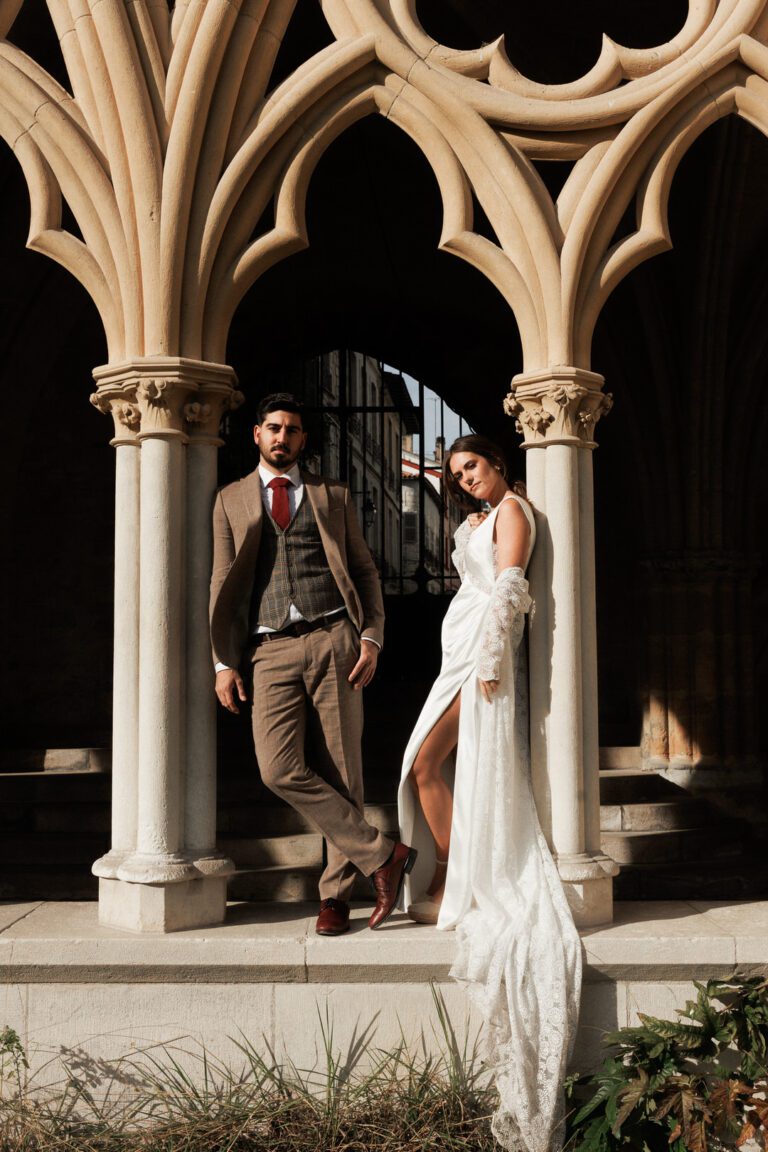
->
<box><xmin>1</xmin><ymin>900</ymin><xmax>766</xmax><ymax>985</ymax></box>
<box><xmin>2</xmin><ymin>899</ymin><xmax>768</xmax><ymax>1078</ymax></box>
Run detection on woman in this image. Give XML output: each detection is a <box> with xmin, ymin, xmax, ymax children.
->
<box><xmin>397</xmin><ymin>434</ymin><xmax>581</xmax><ymax>1152</ymax></box>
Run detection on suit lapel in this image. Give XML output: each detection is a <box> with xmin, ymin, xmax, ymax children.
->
<box><xmin>224</xmin><ymin>470</ymin><xmax>262</xmax><ymax>581</ymax></box>
<box><xmin>303</xmin><ymin>471</ymin><xmax>327</xmax><ymax>520</ymax></box>
<box><xmin>240</xmin><ymin>469</ymin><xmax>263</xmax><ymax>532</ymax></box>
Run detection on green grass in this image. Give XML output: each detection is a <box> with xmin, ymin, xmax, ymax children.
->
<box><xmin>0</xmin><ymin>987</ymin><xmax>498</xmax><ymax>1151</ymax></box>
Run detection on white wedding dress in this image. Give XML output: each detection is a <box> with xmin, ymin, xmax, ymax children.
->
<box><xmin>397</xmin><ymin>494</ymin><xmax>582</xmax><ymax>1152</ymax></box>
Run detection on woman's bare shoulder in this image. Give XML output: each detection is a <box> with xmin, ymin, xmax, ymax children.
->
<box><xmin>493</xmin><ymin>495</ymin><xmax>531</xmax><ymax>544</ymax></box>
<box><xmin>496</xmin><ymin>495</ymin><xmax>530</xmax><ymax>524</ymax></box>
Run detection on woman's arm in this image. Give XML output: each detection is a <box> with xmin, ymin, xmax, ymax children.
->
<box><xmin>477</xmin><ymin>498</ymin><xmax>532</xmax><ymax>702</ymax></box>
<box><xmin>493</xmin><ymin>497</ymin><xmax>530</xmax><ymax>573</ymax></box>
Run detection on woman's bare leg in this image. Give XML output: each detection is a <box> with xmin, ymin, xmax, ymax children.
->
<box><xmin>409</xmin><ymin>693</ymin><xmax>461</xmax><ymax>900</ymax></box>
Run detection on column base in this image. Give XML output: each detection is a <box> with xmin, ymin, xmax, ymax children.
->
<box><xmin>116</xmin><ymin>852</ymin><xmax>199</xmax><ymax>884</ymax></box>
<box><xmin>98</xmin><ymin>876</ymin><xmax>228</xmax><ymax>933</ymax></box>
<box><xmin>91</xmin><ymin>849</ymin><xmax>131</xmax><ymax>879</ymax></box>
<box><xmin>557</xmin><ymin>853</ymin><xmax>619</xmax><ymax>929</ymax></box>
<box><xmin>188</xmin><ymin>852</ymin><xmax>236</xmax><ymax>878</ymax></box>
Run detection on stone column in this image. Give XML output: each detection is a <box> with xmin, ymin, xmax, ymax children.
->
<box><xmin>181</xmin><ymin>379</ymin><xmax>243</xmax><ymax>874</ymax></box>
<box><xmin>524</xmin><ymin>445</ymin><xmax>550</xmax><ymax>831</ymax></box>
<box><xmin>90</xmin><ymin>358</ymin><xmax>238</xmax><ymax>932</ymax></box>
<box><xmin>505</xmin><ymin>368</ymin><xmax>618</xmax><ymax>927</ymax></box>
<box><xmin>89</xmin><ymin>381</ymin><xmax>141</xmax><ymax>879</ymax></box>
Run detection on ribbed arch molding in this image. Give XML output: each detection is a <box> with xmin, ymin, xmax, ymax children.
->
<box><xmin>0</xmin><ymin>1</ymin><xmax>767</xmax><ymax>373</ymax></box>
<box><xmin>201</xmin><ymin>80</ymin><xmax>547</xmax><ymax>366</ymax></box>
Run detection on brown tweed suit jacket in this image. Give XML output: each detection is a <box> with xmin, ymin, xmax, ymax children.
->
<box><xmin>209</xmin><ymin>470</ymin><xmax>385</xmax><ymax>670</ymax></box>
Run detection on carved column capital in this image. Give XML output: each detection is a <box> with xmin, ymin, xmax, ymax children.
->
<box><xmin>184</xmin><ymin>383</ymin><xmax>244</xmax><ymax>446</ymax></box>
<box><xmin>504</xmin><ymin>367</ymin><xmax>612</xmax><ymax>449</ymax></box>
<box><xmin>89</xmin><ymin>384</ymin><xmax>141</xmax><ymax>446</ymax></box>
<box><xmin>91</xmin><ymin>358</ymin><xmax>240</xmax><ymax>444</ymax></box>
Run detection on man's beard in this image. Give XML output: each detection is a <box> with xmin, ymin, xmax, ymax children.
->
<box><xmin>262</xmin><ymin>445</ymin><xmax>299</xmax><ymax>470</ymax></box>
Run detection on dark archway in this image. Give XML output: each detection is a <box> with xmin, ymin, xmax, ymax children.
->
<box><xmin>0</xmin><ymin>140</ymin><xmax>112</xmax><ymax>752</ymax></box>
<box><xmin>590</xmin><ymin>113</ymin><xmax>768</xmax><ymax>894</ymax></box>
<box><xmin>593</xmin><ymin>115</ymin><xmax>768</xmax><ymax>756</ymax></box>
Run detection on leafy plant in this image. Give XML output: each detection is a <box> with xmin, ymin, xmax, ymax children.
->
<box><xmin>566</xmin><ymin>975</ymin><xmax>768</xmax><ymax>1152</ymax></box>
<box><xmin>0</xmin><ymin>1027</ymin><xmax>28</xmax><ymax>1098</ymax></box>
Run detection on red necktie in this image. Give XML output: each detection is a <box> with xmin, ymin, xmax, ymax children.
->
<box><xmin>268</xmin><ymin>477</ymin><xmax>292</xmax><ymax>530</ymax></box>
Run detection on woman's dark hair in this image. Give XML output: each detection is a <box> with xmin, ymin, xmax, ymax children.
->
<box><xmin>443</xmin><ymin>433</ymin><xmax>527</xmax><ymax>510</ymax></box>
<box><xmin>256</xmin><ymin>392</ymin><xmax>304</xmax><ymax>425</ymax></box>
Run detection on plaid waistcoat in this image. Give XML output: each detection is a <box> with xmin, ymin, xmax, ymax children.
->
<box><xmin>250</xmin><ymin>493</ymin><xmax>345</xmax><ymax>630</ymax></box>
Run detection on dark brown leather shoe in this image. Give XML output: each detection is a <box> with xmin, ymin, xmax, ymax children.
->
<box><xmin>368</xmin><ymin>842</ymin><xmax>418</xmax><ymax>930</ymax></box>
<box><xmin>316</xmin><ymin>898</ymin><xmax>350</xmax><ymax>936</ymax></box>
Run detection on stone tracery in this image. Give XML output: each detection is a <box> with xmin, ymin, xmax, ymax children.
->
<box><xmin>2</xmin><ymin>1</ymin><xmax>767</xmax><ymax>376</ymax></box>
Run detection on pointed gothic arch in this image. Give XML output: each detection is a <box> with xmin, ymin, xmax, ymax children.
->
<box><xmin>222</xmin><ymin>109</ymin><xmax>525</xmax><ymax>441</ymax></box>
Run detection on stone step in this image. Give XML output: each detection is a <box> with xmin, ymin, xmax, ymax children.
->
<box><xmin>0</xmin><ymin>753</ymin><xmax>758</xmax><ymax>905</ymax></box>
<box><xmin>221</xmin><ymin>834</ymin><xmax>323</xmax><ymax>869</ymax></box>
<box><xmin>599</xmin><ymin>747</ymin><xmax>641</xmax><ymax>770</ymax></box>
<box><xmin>1</xmin><ymin>801</ymin><xmax>111</xmax><ymax>834</ymax></box>
<box><xmin>598</xmin><ymin>769</ymin><xmax>688</xmax><ymax>805</ymax></box>
<box><xmin>0</xmin><ymin>831</ymin><xmax>109</xmax><ymax>865</ymax></box>
<box><xmin>0</xmin><ymin>863</ymin><xmax>371</xmax><ymax>905</ymax></box>
<box><xmin>600</xmin><ymin>799</ymin><xmax>711</xmax><ymax>833</ymax></box>
<box><xmin>0</xmin><ymin>766</ymin><xmax>398</xmax><ymax>823</ymax></box>
<box><xmin>217</xmin><ymin>800</ymin><xmax>398</xmax><ymax>838</ymax></box>
<box><xmin>0</xmin><ymin>867</ymin><xmax>98</xmax><ymax>900</ymax></box>
<box><xmin>228</xmin><ymin>867</ymin><xmax>319</xmax><ymax>903</ymax></box>
<box><xmin>601</xmin><ymin>826</ymin><xmax>742</xmax><ymax>867</ymax></box>
<box><xmin>0</xmin><ymin>796</ymin><xmax>399</xmax><ymax>838</ymax></box>
<box><xmin>0</xmin><ymin>770</ymin><xmax>111</xmax><ymax>804</ymax></box>
<box><xmin>227</xmin><ymin>865</ymin><xmax>375</xmax><ymax>903</ymax></box>
<box><xmin>0</xmin><ymin>748</ymin><xmax>111</xmax><ymax>774</ymax></box>
<box><xmin>613</xmin><ymin>857</ymin><xmax>768</xmax><ymax>901</ymax></box>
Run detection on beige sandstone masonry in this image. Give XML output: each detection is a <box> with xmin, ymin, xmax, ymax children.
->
<box><xmin>3</xmin><ymin>1</ymin><xmax>768</xmax><ymax>929</ymax></box>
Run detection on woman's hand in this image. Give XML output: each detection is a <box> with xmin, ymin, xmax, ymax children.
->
<box><xmin>467</xmin><ymin>512</ymin><xmax>487</xmax><ymax>529</ymax></box>
<box><xmin>479</xmin><ymin>678</ymin><xmax>499</xmax><ymax>703</ymax></box>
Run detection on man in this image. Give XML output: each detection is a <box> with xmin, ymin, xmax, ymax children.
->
<box><xmin>210</xmin><ymin>392</ymin><xmax>416</xmax><ymax>936</ymax></box>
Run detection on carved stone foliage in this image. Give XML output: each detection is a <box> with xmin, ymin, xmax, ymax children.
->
<box><xmin>89</xmin><ymin>387</ymin><xmax>140</xmax><ymax>445</ymax></box>
<box><xmin>504</xmin><ymin>369</ymin><xmax>612</xmax><ymax>447</ymax></box>
<box><xmin>90</xmin><ymin>358</ymin><xmax>239</xmax><ymax>441</ymax></box>
<box><xmin>2</xmin><ymin>2</ymin><xmax>768</xmax><ymax>382</ymax></box>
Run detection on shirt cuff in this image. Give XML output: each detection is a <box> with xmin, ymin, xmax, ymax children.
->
<box><xmin>214</xmin><ymin>662</ymin><xmax>231</xmax><ymax>673</ymax></box>
<box><xmin>361</xmin><ymin>637</ymin><xmax>381</xmax><ymax>650</ymax></box>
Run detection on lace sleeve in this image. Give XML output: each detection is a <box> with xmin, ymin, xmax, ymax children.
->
<box><xmin>476</xmin><ymin>566</ymin><xmax>532</xmax><ymax>681</ymax></box>
<box><xmin>451</xmin><ymin>518</ymin><xmax>475</xmax><ymax>579</ymax></box>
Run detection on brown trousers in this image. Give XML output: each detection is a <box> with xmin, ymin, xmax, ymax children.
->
<box><xmin>250</xmin><ymin>616</ymin><xmax>391</xmax><ymax>902</ymax></box>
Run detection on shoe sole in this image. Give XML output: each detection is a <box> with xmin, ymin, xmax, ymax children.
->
<box><xmin>369</xmin><ymin>847</ymin><xmax>418</xmax><ymax>931</ymax></box>
<box><xmin>407</xmin><ymin>905</ymin><xmax>440</xmax><ymax>925</ymax></box>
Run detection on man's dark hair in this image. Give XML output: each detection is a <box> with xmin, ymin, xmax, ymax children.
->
<box><xmin>256</xmin><ymin>392</ymin><xmax>304</xmax><ymax>425</ymax></box>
